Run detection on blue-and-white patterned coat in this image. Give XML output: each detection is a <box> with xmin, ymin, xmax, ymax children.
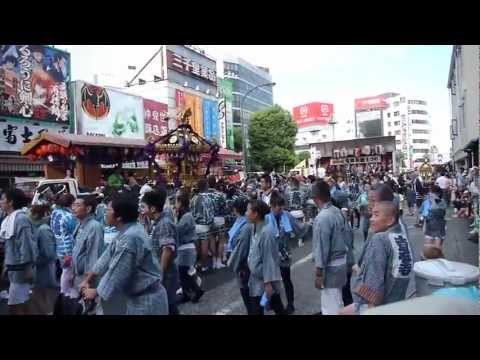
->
<box><xmin>93</xmin><ymin>222</ymin><xmax>168</xmax><ymax>315</ymax></box>
<box><xmin>312</xmin><ymin>202</ymin><xmax>348</xmax><ymax>289</ymax></box>
<box><xmin>72</xmin><ymin>215</ymin><xmax>105</xmax><ymax>289</ymax></box>
<box><xmin>247</xmin><ymin>221</ymin><xmax>282</xmax><ymax>297</ymax></box>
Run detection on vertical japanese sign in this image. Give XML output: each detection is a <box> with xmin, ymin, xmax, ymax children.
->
<box><xmin>175</xmin><ymin>89</ymin><xmax>185</xmax><ymax>111</ymax></box>
<box><xmin>218</xmin><ymin>98</ymin><xmax>226</xmax><ymax>148</ymax></box>
<box><xmin>219</xmin><ymin>112</ymin><xmax>227</xmax><ymax>148</ymax></box>
<box><xmin>143</xmin><ymin>99</ymin><xmax>168</xmax><ymax>140</ymax></box>
<box><xmin>222</xmin><ymin>79</ymin><xmax>234</xmax><ymax>150</ymax></box>
<box><xmin>202</xmin><ymin>99</ymin><xmax>219</xmax><ymax>142</ymax></box>
<box><xmin>0</xmin><ymin>45</ymin><xmax>70</xmax><ymax>124</ymax></box>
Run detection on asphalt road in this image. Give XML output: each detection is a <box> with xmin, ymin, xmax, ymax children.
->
<box><xmin>1</xmin><ymin>207</ymin><xmax>477</xmax><ymax>315</ymax></box>
<box><xmin>178</xmin><ymin>207</ymin><xmax>478</xmax><ymax>315</ymax></box>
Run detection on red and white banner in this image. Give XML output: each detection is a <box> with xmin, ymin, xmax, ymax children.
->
<box><xmin>354</xmin><ymin>96</ymin><xmax>389</xmax><ymax>111</ymax></box>
<box><xmin>144</xmin><ymin>99</ymin><xmax>168</xmax><ymax>140</ymax></box>
<box><xmin>292</xmin><ymin>102</ymin><xmax>334</xmax><ymax>128</ymax></box>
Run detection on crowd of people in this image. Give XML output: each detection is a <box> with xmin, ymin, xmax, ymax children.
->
<box><xmin>0</xmin><ymin>163</ymin><xmax>477</xmax><ymax>315</ymax></box>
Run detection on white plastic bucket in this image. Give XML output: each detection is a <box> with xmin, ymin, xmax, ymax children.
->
<box><xmin>414</xmin><ymin>259</ymin><xmax>479</xmax><ymax>297</ymax></box>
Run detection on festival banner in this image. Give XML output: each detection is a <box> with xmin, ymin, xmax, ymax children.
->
<box><xmin>74</xmin><ymin>81</ymin><xmax>144</xmax><ymax>139</ymax></box>
<box><xmin>0</xmin><ymin>45</ymin><xmax>71</xmax><ymax>124</ymax></box>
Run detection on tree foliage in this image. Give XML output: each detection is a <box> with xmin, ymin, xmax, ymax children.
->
<box><xmin>295</xmin><ymin>151</ymin><xmax>310</xmax><ymax>165</ymax></box>
<box><xmin>248</xmin><ymin>105</ymin><xmax>298</xmax><ymax>172</ymax></box>
<box><xmin>233</xmin><ymin>126</ymin><xmax>243</xmax><ymax>153</ymax></box>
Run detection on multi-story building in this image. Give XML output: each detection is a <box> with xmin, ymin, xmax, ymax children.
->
<box><xmin>447</xmin><ymin>45</ymin><xmax>479</xmax><ymax>170</ymax></box>
<box><xmin>382</xmin><ymin>95</ymin><xmax>432</xmax><ymax>168</ymax></box>
<box><xmin>223</xmin><ymin>56</ymin><xmax>274</xmax><ymax>128</ymax></box>
<box><xmin>355</xmin><ymin>92</ymin><xmax>433</xmax><ymax>169</ymax></box>
<box><xmin>120</xmin><ymin>45</ymin><xmax>224</xmax><ymax>143</ymax></box>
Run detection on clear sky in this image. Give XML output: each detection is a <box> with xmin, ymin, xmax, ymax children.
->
<box><xmin>59</xmin><ymin>45</ymin><xmax>453</xmax><ymax>159</ymax></box>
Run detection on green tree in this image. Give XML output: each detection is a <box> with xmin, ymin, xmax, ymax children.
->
<box><xmin>248</xmin><ymin>105</ymin><xmax>298</xmax><ymax>172</ymax></box>
<box><xmin>233</xmin><ymin>126</ymin><xmax>243</xmax><ymax>153</ymax></box>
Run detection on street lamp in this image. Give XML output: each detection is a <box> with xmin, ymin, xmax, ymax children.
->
<box><xmin>328</xmin><ymin>114</ymin><xmax>337</xmax><ymax>141</ymax></box>
<box><xmin>240</xmin><ymin>82</ymin><xmax>276</xmax><ymax>173</ymax></box>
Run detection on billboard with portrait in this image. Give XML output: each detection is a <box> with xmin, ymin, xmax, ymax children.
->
<box><xmin>0</xmin><ymin>45</ymin><xmax>70</xmax><ymax>124</ymax></box>
<box><xmin>74</xmin><ymin>81</ymin><xmax>144</xmax><ymax>139</ymax></box>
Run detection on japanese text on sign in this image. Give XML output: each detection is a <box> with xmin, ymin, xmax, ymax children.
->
<box><xmin>0</xmin><ymin>120</ymin><xmax>67</xmax><ymax>152</ymax></box>
<box><xmin>166</xmin><ymin>50</ymin><xmax>217</xmax><ymax>85</ymax></box>
<box><xmin>330</xmin><ymin>156</ymin><xmax>381</xmax><ymax>166</ymax></box>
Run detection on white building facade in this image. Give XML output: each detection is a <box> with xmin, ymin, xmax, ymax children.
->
<box><xmin>382</xmin><ymin>95</ymin><xmax>432</xmax><ymax>169</ymax></box>
<box><xmin>447</xmin><ymin>45</ymin><xmax>479</xmax><ymax>170</ymax></box>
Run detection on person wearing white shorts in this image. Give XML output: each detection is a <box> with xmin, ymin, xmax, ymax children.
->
<box><xmin>0</xmin><ymin>189</ymin><xmax>37</xmax><ymax>315</ymax></box>
<box><xmin>212</xmin><ymin>216</ymin><xmax>226</xmax><ymax>268</ymax></box>
<box><xmin>311</xmin><ymin>180</ymin><xmax>349</xmax><ymax>316</ymax></box>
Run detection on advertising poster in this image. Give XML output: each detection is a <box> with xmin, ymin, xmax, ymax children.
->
<box><xmin>0</xmin><ymin>45</ymin><xmax>70</xmax><ymax>124</ymax></box>
<box><xmin>220</xmin><ymin>78</ymin><xmax>234</xmax><ymax>150</ymax></box>
<box><xmin>194</xmin><ymin>95</ymin><xmax>203</xmax><ymax>137</ymax></box>
<box><xmin>183</xmin><ymin>92</ymin><xmax>204</xmax><ymax>136</ymax></box>
<box><xmin>202</xmin><ymin>98</ymin><xmax>219</xmax><ymax>142</ymax></box>
<box><xmin>144</xmin><ymin>98</ymin><xmax>168</xmax><ymax>140</ymax></box>
<box><xmin>354</xmin><ymin>96</ymin><xmax>388</xmax><ymax>111</ymax></box>
<box><xmin>292</xmin><ymin>102</ymin><xmax>334</xmax><ymax>128</ymax></box>
<box><xmin>75</xmin><ymin>81</ymin><xmax>144</xmax><ymax>139</ymax></box>
<box><xmin>0</xmin><ymin>121</ymin><xmax>67</xmax><ymax>152</ymax></box>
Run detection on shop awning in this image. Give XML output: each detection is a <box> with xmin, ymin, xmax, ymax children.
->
<box><xmin>463</xmin><ymin>138</ymin><xmax>479</xmax><ymax>152</ymax></box>
<box><xmin>218</xmin><ymin>148</ymin><xmax>242</xmax><ymax>160</ymax></box>
<box><xmin>0</xmin><ymin>155</ymin><xmax>46</xmax><ymax>172</ymax></box>
<box><xmin>21</xmin><ymin>132</ymin><xmax>147</xmax><ymax>156</ymax></box>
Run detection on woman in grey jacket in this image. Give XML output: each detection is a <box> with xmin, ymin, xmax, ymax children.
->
<box><xmin>227</xmin><ymin>197</ymin><xmax>252</xmax><ymax>314</ymax></box>
<box><xmin>29</xmin><ymin>203</ymin><xmax>59</xmax><ymax>315</ymax></box>
<box><xmin>175</xmin><ymin>188</ymin><xmax>204</xmax><ymax>303</ymax></box>
<box><xmin>247</xmin><ymin>200</ymin><xmax>285</xmax><ymax>315</ymax></box>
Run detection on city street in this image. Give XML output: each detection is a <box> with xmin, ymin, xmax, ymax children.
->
<box><xmin>0</xmin><ymin>207</ymin><xmax>477</xmax><ymax>315</ymax></box>
<box><xmin>178</xmin><ymin>208</ymin><xmax>478</xmax><ymax>315</ymax></box>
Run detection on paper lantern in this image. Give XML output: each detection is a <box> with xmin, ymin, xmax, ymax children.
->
<box><xmin>59</xmin><ymin>146</ymin><xmax>68</xmax><ymax>156</ymax></box>
<box><xmin>35</xmin><ymin>147</ymin><xmax>43</xmax><ymax>157</ymax></box>
<box><xmin>27</xmin><ymin>154</ymin><xmax>38</xmax><ymax>162</ymax></box>
<box><xmin>40</xmin><ymin>144</ymin><xmax>49</xmax><ymax>155</ymax></box>
<box><xmin>47</xmin><ymin>144</ymin><xmax>56</xmax><ymax>154</ymax></box>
